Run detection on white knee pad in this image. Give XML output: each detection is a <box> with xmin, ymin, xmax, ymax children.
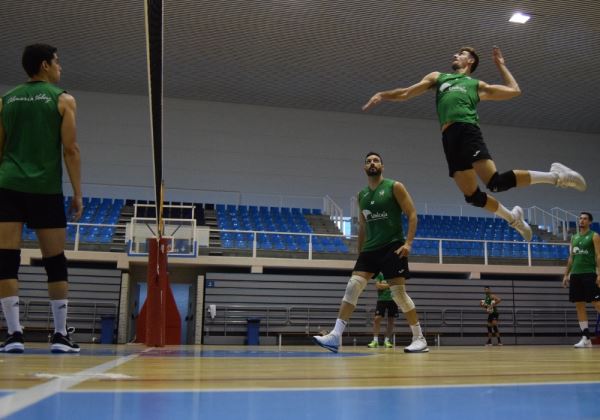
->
<box><xmin>342</xmin><ymin>275</ymin><xmax>368</xmax><ymax>306</ymax></box>
<box><xmin>390</xmin><ymin>284</ymin><xmax>415</xmax><ymax>313</ymax></box>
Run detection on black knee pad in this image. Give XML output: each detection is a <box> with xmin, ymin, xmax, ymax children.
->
<box><xmin>487</xmin><ymin>326</ymin><xmax>493</xmax><ymax>333</ymax></box>
<box><xmin>486</xmin><ymin>171</ymin><xmax>517</xmax><ymax>192</ymax></box>
<box><xmin>42</xmin><ymin>252</ymin><xmax>68</xmax><ymax>283</ymax></box>
<box><xmin>493</xmin><ymin>326</ymin><xmax>499</xmax><ymax>333</ymax></box>
<box><xmin>0</xmin><ymin>249</ymin><xmax>21</xmax><ymax>280</ymax></box>
<box><xmin>465</xmin><ymin>187</ymin><xmax>488</xmax><ymax>208</ymax></box>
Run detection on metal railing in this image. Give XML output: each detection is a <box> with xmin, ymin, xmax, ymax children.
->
<box><xmin>527</xmin><ymin>206</ymin><xmax>568</xmax><ymax>239</ymax></box>
<box><xmin>209</xmin><ymin>229</ymin><xmax>569</xmax><ymax>265</ymax></box>
<box><xmin>550</xmin><ymin>207</ymin><xmax>579</xmax><ymax>237</ymax></box>
<box><xmin>20</xmin><ymin>299</ymin><xmax>118</xmax><ymax>341</ymax></box>
<box><xmin>204</xmin><ymin>304</ymin><xmax>592</xmax><ymax>339</ymax></box>
<box><xmin>323</xmin><ymin>195</ymin><xmax>344</xmax><ymax>231</ymax></box>
<box><xmin>22</xmin><ymin>222</ymin><xmax>121</xmax><ymax>252</ymax></box>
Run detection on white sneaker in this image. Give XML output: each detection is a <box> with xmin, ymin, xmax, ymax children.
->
<box><xmin>573</xmin><ymin>336</ymin><xmax>592</xmax><ymax>348</ymax></box>
<box><xmin>509</xmin><ymin>206</ymin><xmax>532</xmax><ymax>242</ymax></box>
<box><xmin>551</xmin><ymin>162</ymin><xmax>587</xmax><ymax>192</ymax></box>
<box><xmin>312</xmin><ymin>333</ymin><xmax>340</xmax><ymax>353</ymax></box>
<box><xmin>404</xmin><ymin>336</ymin><xmax>429</xmax><ymax>353</ymax></box>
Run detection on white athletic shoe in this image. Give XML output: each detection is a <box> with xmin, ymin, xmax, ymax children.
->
<box><xmin>312</xmin><ymin>333</ymin><xmax>340</xmax><ymax>353</ymax></box>
<box><xmin>509</xmin><ymin>206</ymin><xmax>533</xmax><ymax>242</ymax></box>
<box><xmin>404</xmin><ymin>336</ymin><xmax>429</xmax><ymax>353</ymax></box>
<box><xmin>573</xmin><ymin>336</ymin><xmax>592</xmax><ymax>348</ymax></box>
<box><xmin>551</xmin><ymin>162</ymin><xmax>587</xmax><ymax>192</ymax></box>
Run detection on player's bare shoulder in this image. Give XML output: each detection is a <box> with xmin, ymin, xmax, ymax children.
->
<box><xmin>425</xmin><ymin>71</ymin><xmax>441</xmax><ymax>85</ymax></box>
<box><xmin>58</xmin><ymin>93</ymin><xmax>76</xmax><ymax>115</ymax></box>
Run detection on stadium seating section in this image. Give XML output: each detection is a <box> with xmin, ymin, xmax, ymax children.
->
<box><xmin>20</xmin><ymin>197</ymin><xmax>594</xmax><ymax>261</ymax></box>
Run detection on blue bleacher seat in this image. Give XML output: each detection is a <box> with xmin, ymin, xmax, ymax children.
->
<box><xmin>312</xmin><ymin>242</ymin><xmax>325</xmax><ymax>253</ymax></box>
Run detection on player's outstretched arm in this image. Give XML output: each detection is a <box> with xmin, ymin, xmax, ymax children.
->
<box><xmin>479</xmin><ymin>46</ymin><xmax>521</xmax><ymax>101</ymax></box>
<box><xmin>362</xmin><ymin>72</ymin><xmax>439</xmax><ymax>111</ymax></box>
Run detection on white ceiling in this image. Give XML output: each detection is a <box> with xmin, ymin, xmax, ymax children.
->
<box><xmin>1</xmin><ymin>0</ymin><xmax>599</xmax><ymax>133</ymax></box>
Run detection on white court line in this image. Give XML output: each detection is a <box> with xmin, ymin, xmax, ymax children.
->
<box><xmin>0</xmin><ymin>351</ymin><xmax>144</xmax><ymax>418</ymax></box>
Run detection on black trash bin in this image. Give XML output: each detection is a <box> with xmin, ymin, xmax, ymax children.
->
<box><xmin>246</xmin><ymin>318</ymin><xmax>260</xmax><ymax>345</ymax></box>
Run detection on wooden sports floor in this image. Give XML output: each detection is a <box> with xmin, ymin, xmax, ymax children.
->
<box><xmin>1</xmin><ymin>343</ymin><xmax>599</xmax><ymax>419</ymax></box>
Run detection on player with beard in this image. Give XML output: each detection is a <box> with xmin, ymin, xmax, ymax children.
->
<box><xmin>362</xmin><ymin>46</ymin><xmax>586</xmax><ymax>241</ymax></box>
<box><xmin>313</xmin><ymin>152</ymin><xmax>428</xmax><ymax>353</ymax></box>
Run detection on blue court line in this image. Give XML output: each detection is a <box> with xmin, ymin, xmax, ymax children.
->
<box><xmin>5</xmin><ymin>382</ymin><xmax>600</xmax><ymax>420</ymax></box>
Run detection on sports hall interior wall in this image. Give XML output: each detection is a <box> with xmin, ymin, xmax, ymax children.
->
<box><xmin>1</xmin><ymin>84</ymin><xmax>596</xmax><ymax>214</ymax></box>
<box><xmin>0</xmin><ymin>85</ymin><xmax>597</xmax><ymax>346</ymax></box>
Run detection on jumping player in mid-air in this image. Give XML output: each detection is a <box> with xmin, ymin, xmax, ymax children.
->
<box><xmin>363</xmin><ymin>46</ymin><xmax>586</xmax><ymax>241</ymax></box>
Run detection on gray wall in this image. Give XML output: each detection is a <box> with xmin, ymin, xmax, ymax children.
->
<box><xmin>2</xmin><ymin>84</ymin><xmax>598</xmax><ymax>214</ymax></box>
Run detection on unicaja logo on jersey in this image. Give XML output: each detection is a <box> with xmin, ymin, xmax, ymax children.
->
<box><xmin>572</xmin><ymin>246</ymin><xmax>590</xmax><ymax>255</ymax></box>
<box><xmin>440</xmin><ymin>82</ymin><xmax>452</xmax><ymax>92</ymax></box>
<box><xmin>440</xmin><ymin>82</ymin><xmax>466</xmax><ymax>94</ymax></box>
<box><xmin>362</xmin><ymin>209</ymin><xmax>388</xmax><ymax>222</ymax></box>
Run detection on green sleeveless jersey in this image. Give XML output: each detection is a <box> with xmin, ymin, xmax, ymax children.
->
<box><xmin>358</xmin><ymin>178</ymin><xmax>405</xmax><ymax>252</ymax></box>
<box><xmin>435</xmin><ymin>73</ymin><xmax>480</xmax><ymax>128</ymax></box>
<box><xmin>484</xmin><ymin>294</ymin><xmax>498</xmax><ymax>315</ymax></box>
<box><xmin>570</xmin><ymin>230</ymin><xmax>597</xmax><ymax>274</ymax></box>
<box><xmin>0</xmin><ymin>81</ymin><xmax>65</xmax><ymax>194</ymax></box>
<box><xmin>375</xmin><ymin>273</ymin><xmax>392</xmax><ymax>301</ymax></box>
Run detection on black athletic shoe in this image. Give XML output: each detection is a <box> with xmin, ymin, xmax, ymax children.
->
<box><xmin>0</xmin><ymin>331</ymin><xmax>25</xmax><ymax>353</ymax></box>
<box><xmin>51</xmin><ymin>332</ymin><xmax>80</xmax><ymax>353</ymax></box>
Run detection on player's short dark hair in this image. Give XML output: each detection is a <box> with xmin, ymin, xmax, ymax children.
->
<box><xmin>22</xmin><ymin>44</ymin><xmax>57</xmax><ymax>77</ymax></box>
<box><xmin>580</xmin><ymin>212</ymin><xmax>593</xmax><ymax>222</ymax></box>
<box><xmin>365</xmin><ymin>152</ymin><xmax>382</xmax><ymax>163</ymax></box>
<box><xmin>460</xmin><ymin>46</ymin><xmax>479</xmax><ymax>73</ymax></box>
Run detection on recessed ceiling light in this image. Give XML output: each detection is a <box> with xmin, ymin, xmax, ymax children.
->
<box><xmin>509</xmin><ymin>12</ymin><xmax>531</xmax><ymax>23</ymax></box>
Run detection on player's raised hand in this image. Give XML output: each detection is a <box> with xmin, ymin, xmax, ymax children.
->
<box><xmin>362</xmin><ymin>92</ymin><xmax>383</xmax><ymax>111</ymax></box>
<box><xmin>492</xmin><ymin>46</ymin><xmax>505</xmax><ymax>66</ymax></box>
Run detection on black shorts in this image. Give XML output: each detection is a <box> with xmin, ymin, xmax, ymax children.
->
<box><xmin>442</xmin><ymin>122</ymin><xmax>492</xmax><ymax>177</ymax></box>
<box><xmin>375</xmin><ymin>300</ymin><xmax>399</xmax><ymax>318</ymax></box>
<box><xmin>487</xmin><ymin>313</ymin><xmax>499</xmax><ymax>323</ymax></box>
<box><xmin>0</xmin><ymin>188</ymin><xmax>66</xmax><ymax>229</ymax></box>
<box><xmin>353</xmin><ymin>241</ymin><xmax>410</xmax><ymax>280</ymax></box>
<box><xmin>569</xmin><ymin>273</ymin><xmax>600</xmax><ymax>303</ymax></box>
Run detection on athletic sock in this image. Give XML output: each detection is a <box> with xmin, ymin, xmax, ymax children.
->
<box><xmin>529</xmin><ymin>170</ymin><xmax>558</xmax><ymax>185</ymax></box>
<box><xmin>409</xmin><ymin>322</ymin><xmax>422</xmax><ymax>339</ymax></box>
<box><xmin>582</xmin><ymin>328</ymin><xmax>591</xmax><ymax>339</ymax></box>
<box><xmin>331</xmin><ymin>319</ymin><xmax>347</xmax><ymax>337</ymax></box>
<box><xmin>494</xmin><ymin>203</ymin><xmax>513</xmax><ymax>223</ymax></box>
<box><xmin>0</xmin><ymin>296</ymin><xmax>22</xmax><ymax>334</ymax></box>
<box><xmin>374</xmin><ymin>336</ymin><xmax>379</xmax><ymax>342</ymax></box>
<box><xmin>579</xmin><ymin>321</ymin><xmax>589</xmax><ymax>331</ymax></box>
<box><xmin>51</xmin><ymin>299</ymin><xmax>68</xmax><ymax>335</ymax></box>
